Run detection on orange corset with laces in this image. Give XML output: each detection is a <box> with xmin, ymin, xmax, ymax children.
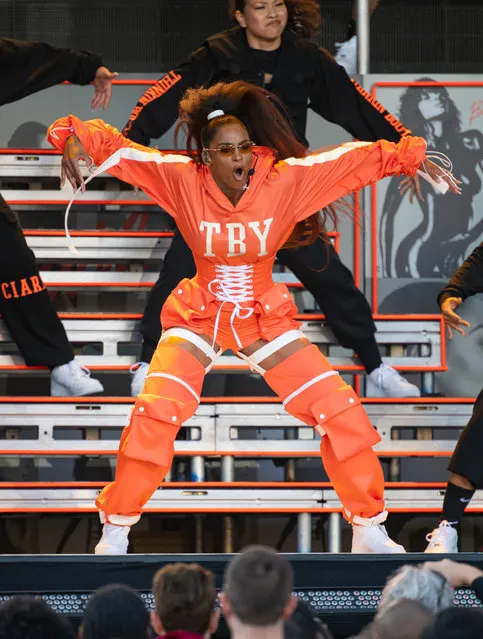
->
<box><xmin>161</xmin><ymin>259</ymin><xmax>300</xmax><ymax>352</ymax></box>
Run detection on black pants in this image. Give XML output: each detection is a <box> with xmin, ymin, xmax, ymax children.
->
<box><xmin>0</xmin><ymin>194</ymin><xmax>73</xmax><ymax>368</ymax></box>
<box><xmin>449</xmin><ymin>388</ymin><xmax>483</xmax><ymax>488</ymax></box>
<box><xmin>141</xmin><ymin>227</ymin><xmax>378</xmax><ymax>364</ymax></box>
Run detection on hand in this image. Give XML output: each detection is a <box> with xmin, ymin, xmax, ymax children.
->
<box><xmin>61</xmin><ymin>135</ymin><xmax>93</xmax><ymax>192</ymax></box>
<box><xmin>91</xmin><ymin>66</ymin><xmax>118</xmax><ymax>110</ymax></box>
<box><xmin>399</xmin><ymin>173</ymin><xmax>424</xmax><ymax>203</ymax></box>
<box><xmin>421</xmin><ymin>158</ymin><xmax>462</xmax><ymax>195</ymax></box>
<box><xmin>440</xmin><ymin>296</ymin><xmax>471</xmax><ymax>339</ymax></box>
<box><xmin>423</xmin><ymin>559</ymin><xmax>483</xmax><ymax>588</ymax></box>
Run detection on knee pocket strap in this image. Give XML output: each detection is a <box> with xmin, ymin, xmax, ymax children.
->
<box><xmin>312</xmin><ymin>387</ymin><xmax>380</xmax><ymax>462</ymax></box>
<box><xmin>123</xmin><ymin>395</ymin><xmax>194</xmax><ymax>466</ymax></box>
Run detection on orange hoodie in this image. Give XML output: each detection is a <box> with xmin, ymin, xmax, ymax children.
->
<box><xmin>48</xmin><ymin>116</ymin><xmax>426</xmax><ymax>350</ymax></box>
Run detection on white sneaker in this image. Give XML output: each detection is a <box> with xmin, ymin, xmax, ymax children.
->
<box><xmin>130</xmin><ymin>361</ymin><xmax>149</xmax><ymax>397</ymax></box>
<box><xmin>425</xmin><ymin>520</ymin><xmax>458</xmax><ymax>553</ymax></box>
<box><xmin>366</xmin><ymin>363</ymin><xmax>421</xmax><ymax>398</ymax></box>
<box><xmin>335</xmin><ymin>35</ymin><xmax>358</xmax><ymax>75</ymax></box>
<box><xmin>50</xmin><ymin>360</ymin><xmax>103</xmax><ymax>396</ymax></box>
<box><xmin>352</xmin><ymin>523</ymin><xmax>406</xmax><ymax>554</ymax></box>
<box><xmin>94</xmin><ymin>523</ymin><xmax>130</xmax><ymax>555</ymax></box>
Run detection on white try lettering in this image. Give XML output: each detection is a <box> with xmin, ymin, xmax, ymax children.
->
<box><xmin>247</xmin><ymin>218</ymin><xmax>273</xmax><ymax>256</ymax></box>
<box><xmin>227</xmin><ymin>223</ymin><xmax>246</xmax><ymax>256</ymax></box>
<box><xmin>200</xmin><ymin>221</ymin><xmax>221</xmax><ymax>256</ymax></box>
<box><xmin>200</xmin><ymin>218</ymin><xmax>273</xmax><ymax>257</ymax></box>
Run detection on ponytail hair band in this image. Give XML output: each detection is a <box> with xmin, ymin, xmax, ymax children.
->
<box><xmin>207</xmin><ymin>109</ymin><xmax>225</xmax><ymax>121</ymax></box>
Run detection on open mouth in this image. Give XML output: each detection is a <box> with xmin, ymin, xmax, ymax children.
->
<box><xmin>233</xmin><ymin>167</ymin><xmax>245</xmax><ymax>181</ymax></box>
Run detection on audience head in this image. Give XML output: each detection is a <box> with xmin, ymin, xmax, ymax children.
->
<box><xmin>422</xmin><ymin>606</ymin><xmax>483</xmax><ymax>639</ymax></box>
<box><xmin>284</xmin><ymin>600</ymin><xmax>333</xmax><ymax>639</ymax></box>
<box><xmin>151</xmin><ymin>563</ymin><xmax>218</xmax><ymax>637</ymax></box>
<box><xmin>80</xmin><ymin>583</ymin><xmax>149</xmax><ymax>639</ymax></box>
<box><xmin>222</xmin><ymin>545</ymin><xmax>296</xmax><ymax>630</ymax></box>
<box><xmin>0</xmin><ymin>595</ymin><xmax>75</xmax><ymax>639</ymax></box>
<box><xmin>381</xmin><ymin>564</ymin><xmax>454</xmax><ymax>614</ymax></box>
<box><xmin>368</xmin><ymin>598</ymin><xmax>433</xmax><ymax>639</ymax></box>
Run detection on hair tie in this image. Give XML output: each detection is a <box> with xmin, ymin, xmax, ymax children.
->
<box><xmin>207</xmin><ymin>109</ymin><xmax>225</xmax><ymax>121</ymax></box>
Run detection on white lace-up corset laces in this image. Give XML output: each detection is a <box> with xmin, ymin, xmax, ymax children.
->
<box><xmin>208</xmin><ymin>264</ymin><xmax>255</xmax><ymax>349</ymax></box>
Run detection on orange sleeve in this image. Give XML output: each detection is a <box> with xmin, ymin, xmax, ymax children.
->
<box><xmin>47</xmin><ymin>115</ymin><xmax>192</xmax><ymax>218</ymax></box>
<box><xmin>279</xmin><ymin>136</ymin><xmax>427</xmax><ymax>222</ymax></box>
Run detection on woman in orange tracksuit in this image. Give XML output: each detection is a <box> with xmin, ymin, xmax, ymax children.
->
<box><xmin>49</xmin><ymin>81</ymin><xmax>458</xmax><ymax>555</ymax></box>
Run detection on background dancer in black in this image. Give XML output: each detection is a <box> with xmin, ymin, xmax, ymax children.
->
<box><xmin>0</xmin><ymin>37</ymin><xmax>116</xmax><ymax>395</ymax></box>
<box><xmin>425</xmin><ymin>242</ymin><xmax>483</xmax><ymax>553</ymax></box>
<box><xmin>124</xmin><ymin>0</ymin><xmax>419</xmax><ymax>399</ymax></box>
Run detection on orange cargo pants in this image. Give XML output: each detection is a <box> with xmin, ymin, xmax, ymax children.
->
<box><xmin>96</xmin><ymin>337</ymin><xmax>384</xmax><ymax>525</ymax></box>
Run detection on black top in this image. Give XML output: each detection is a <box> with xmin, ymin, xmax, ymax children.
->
<box><xmin>438</xmin><ymin>242</ymin><xmax>483</xmax><ymax>307</ymax></box>
<box><xmin>123</xmin><ymin>26</ymin><xmax>411</xmax><ymax>148</ymax></box>
<box><xmin>0</xmin><ymin>38</ymin><xmax>102</xmax><ymax>108</ymax></box>
<box><xmin>250</xmin><ymin>47</ymin><xmax>280</xmax><ymax>76</ymax></box>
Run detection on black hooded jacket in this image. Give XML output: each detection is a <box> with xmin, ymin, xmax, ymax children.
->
<box><xmin>123</xmin><ymin>26</ymin><xmax>411</xmax><ymax>147</ymax></box>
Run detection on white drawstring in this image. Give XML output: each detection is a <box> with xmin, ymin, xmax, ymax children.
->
<box><xmin>63</xmin><ymin>163</ymin><xmax>105</xmax><ymax>255</ymax></box>
<box><xmin>422</xmin><ymin>151</ymin><xmax>462</xmax><ymax>194</ymax></box>
<box><xmin>63</xmin><ymin>149</ymin><xmax>127</xmax><ymax>255</ymax></box>
<box><xmin>208</xmin><ymin>264</ymin><xmax>255</xmax><ymax>349</ymax></box>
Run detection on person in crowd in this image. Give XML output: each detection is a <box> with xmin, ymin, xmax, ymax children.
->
<box><xmin>0</xmin><ymin>595</ymin><xmax>75</xmax><ymax>639</ymax></box>
<box><xmin>422</xmin><ymin>607</ymin><xmax>483</xmax><ymax>639</ymax></box>
<box><xmin>420</xmin><ymin>559</ymin><xmax>483</xmax><ymax>639</ymax></box>
<box><xmin>284</xmin><ymin>599</ymin><xmax>333</xmax><ymax>639</ymax></box>
<box><xmin>48</xmin><ymin>80</ymin><xmax>458</xmax><ymax>555</ymax></box>
<box><xmin>222</xmin><ymin>545</ymin><xmax>297</xmax><ymax>639</ymax></box>
<box><xmin>422</xmin><ymin>558</ymin><xmax>483</xmax><ymax>602</ymax></box>
<box><xmin>380</xmin><ymin>564</ymin><xmax>454</xmax><ymax>615</ymax></box>
<box><xmin>79</xmin><ymin>583</ymin><xmax>150</xmax><ymax>639</ymax></box>
<box><xmin>352</xmin><ymin>598</ymin><xmax>433</xmax><ymax>639</ymax></box>
<box><xmin>0</xmin><ymin>37</ymin><xmax>116</xmax><ymax>395</ymax></box>
<box><xmin>150</xmin><ymin>563</ymin><xmax>219</xmax><ymax>639</ymax></box>
<box><xmin>123</xmin><ymin>0</ymin><xmax>420</xmax><ymax>400</ymax></box>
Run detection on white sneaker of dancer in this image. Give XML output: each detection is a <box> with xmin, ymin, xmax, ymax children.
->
<box><xmin>95</xmin><ymin>523</ymin><xmax>130</xmax><ymax>555</ymax></box>
<box><xmin>366</xmin><ymin>363</ymin><xmax>421</xmax><ymax>398</ymax></box>
<box><xmin>130</xmin><ymin>361</ymin><xmax>149</xmax><ymax>397</ymax></box>
<box><xmin>352</xmin><ymin>524</ymin><xmax>406</xmax><ymax>553</ymax></box>
<box><xmin>425</xmin><ymin>520</ymin><xmax>458</xmax><ymax>553</ymax></box>
<box><xmin>50</xmin><ymin>360</ymin><xmax>103</xmax><ymax>396</ymax></box>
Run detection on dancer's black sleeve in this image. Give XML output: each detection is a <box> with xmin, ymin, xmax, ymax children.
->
<box><xmin>309</xmin><ymin>48</ymin><xmax>412</xmax><ymax>143</ymax></box>
<box><xmin>0</xmin><ymin>37</ymin><xmax>102</xmax><ymax>106</ymax></box>
<box><xmin>438</xmin><ymin>243</ymin><xmax>483</xmax><ymax>306</ymax></box>
<box><xmin>122</xmin><ymin>46</ymin><xmax>214</xmax><ymax>146</ymax></box>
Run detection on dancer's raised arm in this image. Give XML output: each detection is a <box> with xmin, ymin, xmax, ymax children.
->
<box><xmin>48</xmin><ymin>115</ymin><xmax>191</xmax><ymax>218</ymax></box>
<box><xmin>279</xmin><ymin>136</ymin><xmax>460</xmax><ymax>223</ymax></box>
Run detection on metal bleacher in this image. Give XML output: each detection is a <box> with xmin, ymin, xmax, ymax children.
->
<box><xmin>0</xmin><ymin>145</ymin><xmax>476</xmax><ymax>553</ymax></box>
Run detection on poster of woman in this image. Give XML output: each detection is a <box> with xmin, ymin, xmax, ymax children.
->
<box><xmin>373</xmin><ymin>77</ymin><xmax>483</xmax><ymax>396</ymax></box>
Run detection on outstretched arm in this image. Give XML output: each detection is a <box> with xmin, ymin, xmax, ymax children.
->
<box><xmin>282</xmin><ymin>136</ymin><xmax>459</xmax><ymax>223</ymax></box>
<box><xmin>310</xmin><ymin>50</ymin><xmax>430</xmax><ymax>202</ymax></box>
<box><xmin>310</xmin><ymin>49</ymin><xmax>410</xmax><ymax>144</ymax></box>
<box><xmin>0</xmin><ymin>37</ymin><xmax>116</xmax><ymax>109</ymax></box>
<box><xmin>47</xmin><ymin>115</ymin><xmax>190</xmax><ymax>216</ymax></box>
